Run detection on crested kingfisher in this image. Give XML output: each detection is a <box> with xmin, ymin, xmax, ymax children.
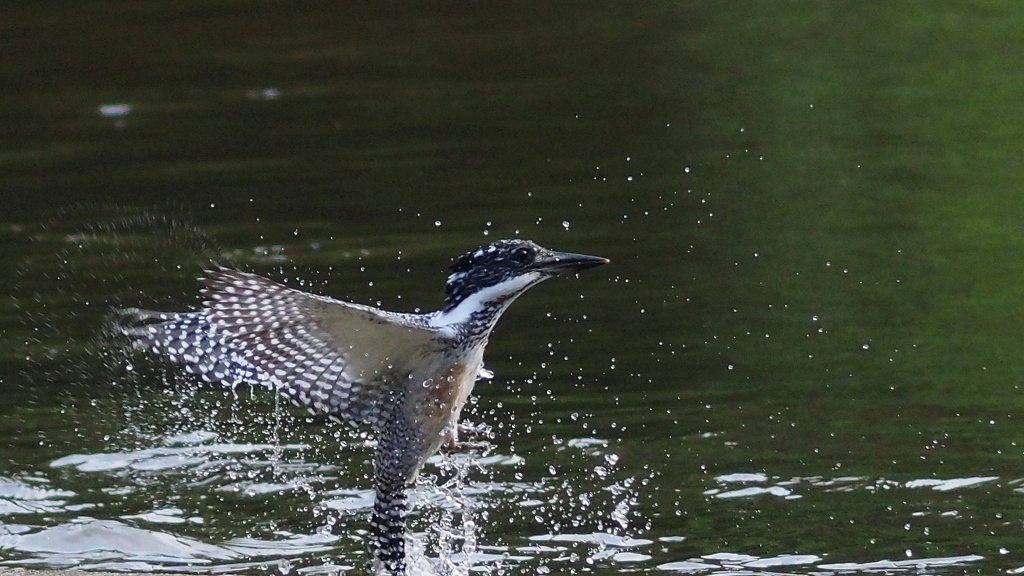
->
<box><xmin>118</xmin><ymin>238</ymin><xmax>608</xmax><ymax>574</ymax></box>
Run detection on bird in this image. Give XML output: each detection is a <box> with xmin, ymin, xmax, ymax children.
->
<box><xmin>116</xmin><ymin>238</ymin><xmax>608</xmax><ymax>574</ymax></box>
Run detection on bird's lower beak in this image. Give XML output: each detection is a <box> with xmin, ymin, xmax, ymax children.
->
<box><xmin>534</xmin><ymin>250</ymin><xmax>610</xmax><ymax>274</ymax></box>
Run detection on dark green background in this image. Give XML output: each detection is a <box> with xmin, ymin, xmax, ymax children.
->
<box><xmin>2</xmin><ymin>1</ymin><xmax>1022</xmax><ymax>574</ymax></box>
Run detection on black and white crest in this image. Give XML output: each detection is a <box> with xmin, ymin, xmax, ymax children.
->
<box><xmin>442</xmin><ymin>239</ymin><xmax>546</xmax><ymax>313</ymax></box>
<box><xmin>429</xmin><ymin>239</ymin><xmax>608</xmax><ymax>331</ymax></box>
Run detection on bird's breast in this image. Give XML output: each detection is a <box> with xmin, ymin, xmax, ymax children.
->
<box><xmin>408</xmin><ymin>348</ymin><xmax>483</xmax><ymax>455</ymax></box>
<box><xmin>422</xmin><ymin>360</ymin><xmax>475</xmax><ymax>423</ymax></box>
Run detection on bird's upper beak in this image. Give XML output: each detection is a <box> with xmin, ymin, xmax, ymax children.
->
<box><xmin>533</xmin><ymin>250</ymin><xmax>610</xmax><ymax>275</ymax></box>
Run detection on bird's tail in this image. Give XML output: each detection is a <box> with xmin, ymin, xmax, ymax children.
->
<box><xmin>370</xmin><ymin>409</ymin><xmax>419</xmax><ymax>576</ymax></box>
<box><xmin>370</xmin><ymin>480</ymin><xmax>409</xmax><ymax>574</ymax></box>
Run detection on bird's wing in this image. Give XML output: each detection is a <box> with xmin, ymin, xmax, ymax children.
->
<box><xmin>124</xmin><ymin>269</ymin><xmax>448</xmax><ymax>428</ymax></box>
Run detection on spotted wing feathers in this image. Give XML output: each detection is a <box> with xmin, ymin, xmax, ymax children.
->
<box><xmin>121</xmin><ymin>269</ymin><xmax>443</xmax><ymax>427</ymax></box>
<box><xmin>118</xmin><ymin>309</ymin><xmax>269</xmax><ymax>389</ymax></box>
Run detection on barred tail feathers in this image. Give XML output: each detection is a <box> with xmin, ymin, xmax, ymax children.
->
<box><xmin>369</xmin><ymin>397</ymin><xmax>427</xmax><ymax>575</ymax></box>
<box><xmin>370</xmin><ymin>479</ymin><xmax>410</xmax><ymax>574</ymax></box>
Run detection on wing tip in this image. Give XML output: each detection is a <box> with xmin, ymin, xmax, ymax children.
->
<box><xmin>200</xmin><ymin>266</ymin><xmax>255</xmax><ymax>298</ymax></box>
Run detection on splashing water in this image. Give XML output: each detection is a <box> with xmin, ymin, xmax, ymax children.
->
<box><xmin>8</xmin><ymin>210</ymin><xmax>647</xmax><ymax>573</ymax></box>
<box><xmin>6</xmin><ymin>208</ymin><xmax>987</xmax><ymax>576</ymax></box>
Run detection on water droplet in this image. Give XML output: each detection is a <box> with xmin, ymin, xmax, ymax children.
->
<box><xmin>99</xmin><ymin>103</ymin><xmax>131</xmax><ymax>117</ymax></box>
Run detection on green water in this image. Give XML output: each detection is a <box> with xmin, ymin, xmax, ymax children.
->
<box><xmin>2</xmin><ymin>1</ymin><xmax>1024</xmax><ymax>574</ymax></box>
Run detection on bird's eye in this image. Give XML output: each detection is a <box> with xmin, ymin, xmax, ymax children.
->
<box><xmin>511</xmin><ymin>247</ymin><xmax>533</xmax><ymax>264</ymax></box>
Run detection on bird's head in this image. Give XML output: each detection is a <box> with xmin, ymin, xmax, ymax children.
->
<box><xmin>434</xmin><ymin>239</ymin><xmax>608</xmax><ymax>328</ymax></box>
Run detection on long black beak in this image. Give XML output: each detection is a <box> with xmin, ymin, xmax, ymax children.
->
<box><xmin>534</xmin><ymin>250</ymin><xmax>610</xmax><ymax>274</ymax></box>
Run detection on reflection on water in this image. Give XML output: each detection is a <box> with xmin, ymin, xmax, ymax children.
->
<box><xmin>705</xmin><ymin>472</ymin><xmax>1003</xmax><ymax>500</ymax></box>
<box><xmin>0</xmin><ymin>517</ymin><xmax>342</xmax><ymax>571</ymax></box>
<box><xmin>0</xmin><ymin>478</ymin><xmax>78</xmax><ymax>516</ymax></box>
<box><xmin>0</xmin><ymin>427</ymin><xmax>647</xmax><ymax>574</ymax></box>
<box><xmin>0</xmin><ymin>426</ymin><xmax>1005</xmax><ymax>574</ymax></box>
<box><xmin>5</xmin><ymin>203</ymin><xmax>1021</xmax><ymax>576</ymax></box>
<box><xmin>5</xmin><ymin>0</ymin><xmax>1024</xmax><ymax>574</ymax></box>
<box><xmin>658</xmin><ymin>554</ymin><xmax>984</xmax><ymax>574</ymax></box>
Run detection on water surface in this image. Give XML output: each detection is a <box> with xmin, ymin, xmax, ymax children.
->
<box><xmin>3</xmin><ymin>1</ymin><xmax>1024</xmax><ymax>574</ymax></box>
